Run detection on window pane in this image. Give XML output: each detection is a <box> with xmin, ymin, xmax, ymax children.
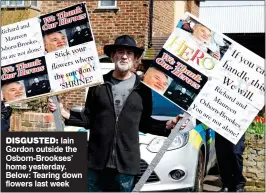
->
<box><xmin>1</xmin><ymin>1</ymin><xmax>7</xmax><ymax>6</ymax></box>
<box><xmin>100</xmin><ymin>0</ymin><xmax>115</xmax><ymax>7</ymax></box>
<box><xmin>31</xmin><ymin>0</ymin><xmax>38</xmax><ymax>7</ymax></box>
<box><xmin>9</xmin><ymin>0</ymin><xmax>25</xmax><ymax>6</ymax></box>
<box><xmin>17</xmin><ymin>0</ymin><xmax>24</xmax><ymax>5</ymax></box>
<box><xmin>9</xmin><ymin>1</ymin><xmax>17</xmax><ymax>5</ymax></box>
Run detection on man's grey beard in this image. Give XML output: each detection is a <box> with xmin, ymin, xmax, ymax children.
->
<box><xmin>116</xmin><ymin>62</ymin><xmax>133</xmax><ymax>72</ymax></box>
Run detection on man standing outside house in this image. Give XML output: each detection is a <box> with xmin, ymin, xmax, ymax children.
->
<box><xmin>27</xmin><ymin>77</ymin><xmax>51</xmax><ymax>97</ymax></box>
<box><xmin>69</xmin><ymin>26</ymin><xmax>93</xmax><ymax>46</ymax></box>
<box><xmin>48</xmin><ymin>35</ymin><xmax>188</xmax><ymax>192</ymax></box>
<box><xmin>172</xmin><ymin>87</ymin><xmax>192</xmax><ymax>109</ymax></box>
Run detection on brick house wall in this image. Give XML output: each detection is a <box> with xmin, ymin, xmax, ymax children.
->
<box><xmin>185</xmin><ymin>0</ymin><xmax>199</xmax><ymax>17</ymax></box>
<box><xmin>61</xmin><ymin>88</ymin><xmax>87</xmax><ymax>110</ymax></box>
<box><xmin>10</xmin><ymin>112</ymin><xmax>55</xmax><ymax>132</ymax></box>
<box><xmin>40</xmin><ymin>0</ymin><xmax>150</xmax><ymax>56</ymax></box>
<box><xmin>142</xmin><ymin>1</ymin><xmax>199</xmax><ymax>62</ymax></box>
<box><xmin>153</xmin><ymin>1</ymin><xmax>175</xmax><ymax>36</ymax></box>
<box><xmin>40</xmin><ymin>0</ymin><xmax>150</xmax><ymax>109</ymax></box>
<box><xmin>152</xmin><ymin>0</ymin><xmax>199</xmax><ymax>37</ymax></box>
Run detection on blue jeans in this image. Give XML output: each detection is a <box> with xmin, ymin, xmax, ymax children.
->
<box><xmin>88</xmin><ymin>168</ymin><xmax>135</xmax><ymax>192</ymax></box>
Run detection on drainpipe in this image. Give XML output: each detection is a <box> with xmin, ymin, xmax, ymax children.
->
<box><xmin>148</xmin><ymin>0</ymin><xmax>154</xmax><ymax>48</ymax></box>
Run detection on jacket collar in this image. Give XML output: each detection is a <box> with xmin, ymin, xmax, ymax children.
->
<box><xmin>103</xmin><ymin>70</ymin><xmax>141</xmax><ymax>89</ymax></box>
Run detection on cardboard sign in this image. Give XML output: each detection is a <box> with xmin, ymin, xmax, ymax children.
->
<box><xmin>1</xmin><ymin>3</ymin><xmax>103</xmax><ymax>104</ymax></box>
<box><xmin>143</xmin><ymin>12</ymin><xmax>264</xmax><ymax>144</ymax></box>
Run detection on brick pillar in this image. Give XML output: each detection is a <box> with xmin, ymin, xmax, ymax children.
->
<box><xmin>11</xmin><ymin>112</ymin><xmax>55</xmax><ymax>132</ymax></box>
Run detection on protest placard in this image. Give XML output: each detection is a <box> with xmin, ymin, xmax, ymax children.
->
<box><xmin>143</xmin><ymin>12</ymin><xmax>265</xmax><ymax>144</ymax></box>
<box><xmin>1</xmin><ymin>3</ymin><xmax>103</xmax><ymax>104</ymax></box>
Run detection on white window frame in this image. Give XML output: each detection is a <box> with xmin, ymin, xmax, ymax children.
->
<box><xmin>1</xmin><ymin>0</ymin><xmax>40</xmax><ymax>9</ymax></box>
<box><xmin>98</xmin><ymin>0</ymin><xmax>117</xmax><ymax>9</ymax></box>
<box><xmin>30</xmin><ymin>0</ymin><xmax>40</xmax><ymax>9</ymax></box>
<box><xmin>1</xmin><ymin>0</ymin><xmax>26</xmax><ymax>7</ymax></box>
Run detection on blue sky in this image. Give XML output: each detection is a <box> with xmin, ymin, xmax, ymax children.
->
<box><xmin>200</xmin><ymin>1</ymin><xmax>264</xmax><ymax>6</ymax></box>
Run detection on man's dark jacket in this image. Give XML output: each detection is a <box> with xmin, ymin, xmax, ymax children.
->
<box><xmin>65</xmin><ymin>71</ymin><xmax>170</xmax><ymax>175</ymax></box>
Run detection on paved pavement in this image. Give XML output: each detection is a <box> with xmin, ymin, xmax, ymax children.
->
<box><xmin>203</xmin><ymin>175</ymin><xmax>222</xmax><ymax>192</ymax></box>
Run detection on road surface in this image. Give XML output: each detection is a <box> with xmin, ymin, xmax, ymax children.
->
<box><xmin>203</xmin><ymin>175</ymin><xmax>222</xmax><ymax>192</ymax></box>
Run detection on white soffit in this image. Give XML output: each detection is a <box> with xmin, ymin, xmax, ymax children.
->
<box><xmin>199</xmin><ymin>4</ymin><xmax>265</xmax><ymax>33</ymax></box>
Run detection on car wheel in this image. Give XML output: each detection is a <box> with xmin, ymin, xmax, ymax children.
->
<box><xmin>193</xmin><ymin>150</ymin><xmax>204</xmax><ymax>192</ymax></box>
